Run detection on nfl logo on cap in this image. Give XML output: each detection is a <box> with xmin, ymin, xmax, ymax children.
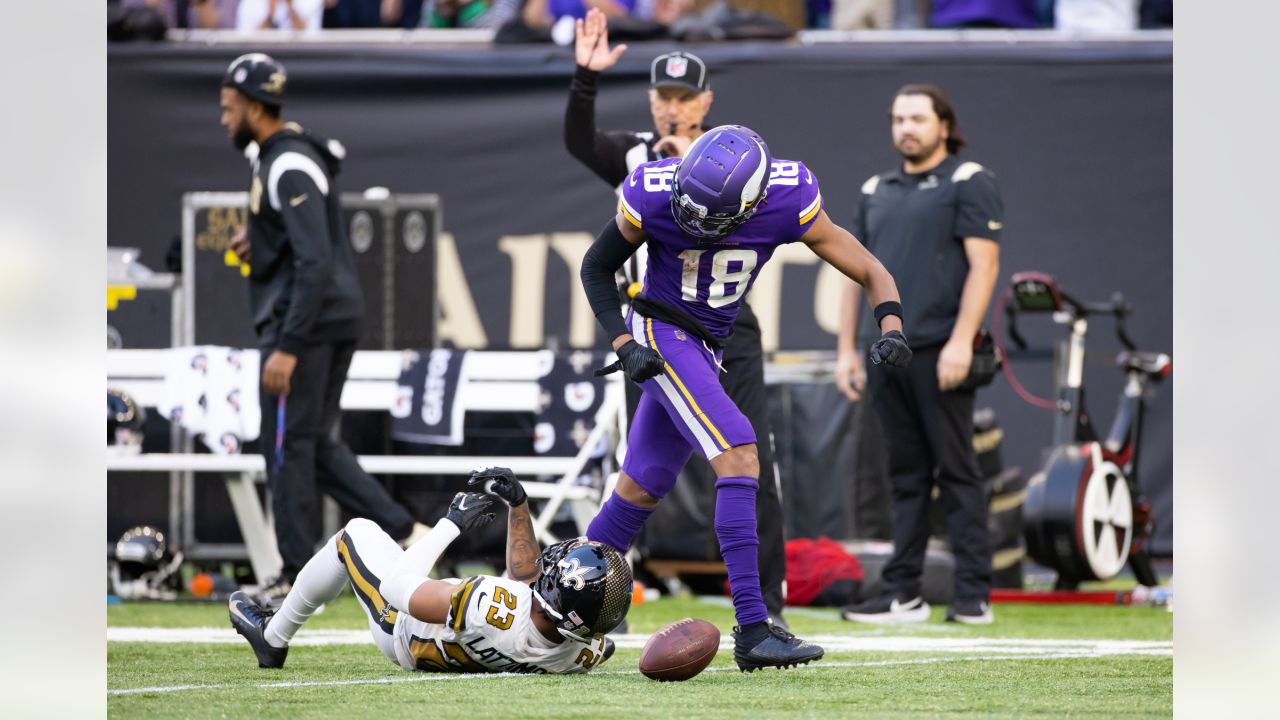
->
<box><xmin>651</xmin><ymin>52</ymin><xmax>708</xmax><ymax>92</ymax></box>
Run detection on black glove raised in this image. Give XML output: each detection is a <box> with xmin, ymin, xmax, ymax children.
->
<box><xmin>870</xmin><ymin>330</ymin><xmax>913</xmax><ymax>367</ymax></box>
<box><xmin>444</xmin><ymin>492</ymin><xmax>498</xmax><ymax>532</ymax></box>
<box><xmin>467</xmin><ymin>466</ymin><xmax>527</xmax><ymax>507</ymax></box>
<box><xmin>594</xmin><ymin>339</ymin><xmax>665</xmax><ymax>383</ymax></box>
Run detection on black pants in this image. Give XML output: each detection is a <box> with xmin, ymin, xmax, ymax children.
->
<box><xmin>867</xmin><ymin>344</ymin><xmax>991</xmax><ymax>602</ymax></box>
<box><xmin>259</xmin><ymin>339</ymin><xmax>415</xmax><ymax>577</ymax></box>
<box><xmin>626</xmin><ymin>304</ymin><xmax>787</xmax><ymax>616</ymax></box>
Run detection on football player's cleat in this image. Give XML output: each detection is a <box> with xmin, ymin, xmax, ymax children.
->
<box><xmin>530</xmin><ymin>538</ymin><xmax>633</xmax><ymax>642</ymax></box>
<box><xmin>601</xmin><ymin>636</ymin><xmax>617</xmax><ymax>664</ymax></box>
<box><xmin>732</xmin><ymin>620</ymin><xmax>824</xmax><ymax>672</ymax></box>
<box><xmin>229</xmin><ymin>590</ymin><xmax>288</xmax><ymax>669</ymax></box>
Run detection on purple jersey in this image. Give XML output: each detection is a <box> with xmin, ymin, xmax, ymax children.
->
<box><xmin>619</xmin><ymin>156</ymin><xmax>824</xmax><ymax>338</ymax></box>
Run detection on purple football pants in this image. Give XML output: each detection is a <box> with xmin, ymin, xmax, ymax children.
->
<box><xmin>587</xmin><ymin>315</ymin><xmax>768</xmax><ymax>626</ymax></box>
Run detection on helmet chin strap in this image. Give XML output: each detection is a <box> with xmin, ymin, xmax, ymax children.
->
<box><xmin>531</xmin><ymin>589</ymin><xmax>595</xmax><ymax>643</ymax></box>
<box><xmin>530</xmin><ymin>587</ymin><xmax>562</xmax><ymax>619</ymax></box>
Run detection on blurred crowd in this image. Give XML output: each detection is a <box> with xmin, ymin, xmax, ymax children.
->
<box><xmin>108</xmin><ymin>0</ymin><xmax>1173</xmax><ymax>38</ymax></box>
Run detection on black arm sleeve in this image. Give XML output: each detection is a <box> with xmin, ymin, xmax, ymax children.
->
<box><xmin>565</xmin><ymin>65</ymin><xmax>642</xmax><ymax>187</ymax></box>
<box><xmin>580</xmin><ymin>219</ymin><xmax>639</xmax><ymax>342</ymax></box>
<box><xmin>276</xmin><ymin>170</ymin><xmax>334</xmax><ymax>355</ymax></box>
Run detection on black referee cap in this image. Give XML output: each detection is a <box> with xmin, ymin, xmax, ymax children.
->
<box><xmin>650</xmin><ymin>52</ymin><xmax>708</xmax><ymax>94</ymax></box>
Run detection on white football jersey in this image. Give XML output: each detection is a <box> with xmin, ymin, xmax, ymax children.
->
<box><xmin>391</xmin><ymin>575</ymin><xmax>608</xmax><ymax>675</ymax></box>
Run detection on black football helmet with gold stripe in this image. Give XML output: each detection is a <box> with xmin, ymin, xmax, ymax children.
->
<box><xmin>531</xmin><ymin>538</ymin><xmax>632</xmax><ymax>642</ymax></box>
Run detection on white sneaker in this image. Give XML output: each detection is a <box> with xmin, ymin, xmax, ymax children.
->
<box><xmin>841</xmin><ymin>594</ymin><xmax>931</xmax><ymax>624</ymax></box>
<box><xmin>945</xmin><ymin>600</ymin><xmax>994</xmax><ymax>625</ymax></box>
<box><xmin>399</xmin><ymin>522</ymin><xmax>432</xmax><ymax>549</ymax></box>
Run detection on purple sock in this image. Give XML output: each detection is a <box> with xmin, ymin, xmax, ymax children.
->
<box><xmin>587</xmin><ymin>492</ymin><xmax>655</xmax><ymax>552</ymax></box>
<box><xmin>715</xmin><ymin>476</ymin><xmax>769</xmax><ymax>627</ymax></box>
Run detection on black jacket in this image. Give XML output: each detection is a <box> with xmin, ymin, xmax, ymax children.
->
<box><xmin>564</xmin><ymin>65</ymin><xmax>666</xmax><ymax>188</ymax></box>
<box><xmin>565</xmin><ymin>66</ymin><xmax>675</xmax><ymax>286</ymax></box>
<box><xmin>245</xmin><ymin>125</ymin><xmax>363</xmax><ymax>354</ymax></box>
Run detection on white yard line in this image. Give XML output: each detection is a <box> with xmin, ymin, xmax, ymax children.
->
<box><xmin>109</xmin><ymin>652</ymin><xmax>1161</xmax><ymax>697</ymax></box>
<box><xmin>108</xmin><ymin>627</ymin><xmax>1171</xmax><ymax>656</ymax></box>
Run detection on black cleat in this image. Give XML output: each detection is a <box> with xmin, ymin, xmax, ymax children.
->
<box><xmin>229</xmin><ymin>590</ymin><xmax>288</xmax><ymax>669</ymax></box>
<box><xmin>601</xmin><ymin>637</ymin><xmax>616</xmax><ymax>664</ymax></box>
<box><xmin>733</xmin><ymin>621</ymin><xmax>824</xmax><ymax>672</ymax></box>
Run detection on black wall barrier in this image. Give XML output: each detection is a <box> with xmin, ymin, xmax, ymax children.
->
<box><xmin>108</xmin><ymin>39</ymin><xmax>1171</xmax><ymax>555</ymax></box>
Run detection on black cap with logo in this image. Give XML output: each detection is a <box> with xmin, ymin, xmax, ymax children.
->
<box><xmin>222</xmin><ymin>53</ymin><xmax>288</xmax><ymax>108</ymax></box>
<box><xmin>650</xmin><ymin>51</ymin><xmax>708</xmax><ymax>94</ymax></box>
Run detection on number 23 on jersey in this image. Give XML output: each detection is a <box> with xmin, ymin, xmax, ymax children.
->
<box><xmin>484</xmin><ymin>586</ymin><xmax>517</xmax><ymax>630</ymax></box>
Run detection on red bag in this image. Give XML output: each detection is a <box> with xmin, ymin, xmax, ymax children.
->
<box><xmin>784</xmin><ymin>537</ymin><xmax>865</xmax><ymax>607</ymax></box>
<box><xmin>723</xmin><ymin>537</ymin><xmax>864</xmax><ymax>607</ymax></box>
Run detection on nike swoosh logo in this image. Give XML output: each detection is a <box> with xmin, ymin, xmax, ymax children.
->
<box><xmin>289</xmin><ymin>193</ymin><xmax>309</xmax><ymax>207</ymax></box>
<box><xmin>628</xmin><ymin>174</ymin><xmax>638</xmax><ymax>187</ymax></box>
<box><xmin>805</xmin><ymin>170</ymin><xmax>813</xmax><ymax>184</ymax></box>
<box><xmin>230</xmin><ymin>603</ymin><xmax>252</xmax><ymax>625</ymax></box>
<box><xmin>476</xmin><ymin>592</ymin><xmax>488</xmax><ymax>606</ymax></box>
<box><xmin>457</xmin><ymin>496</ymin><xmax>470</xmax><ymax>510</ymax></box>
<box><xmin>987</xmin><ymin>219</ymin><xmax>1003</xmax><ymax>231</ymax></box>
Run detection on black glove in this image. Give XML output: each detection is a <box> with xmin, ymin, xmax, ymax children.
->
<box><xmin>444</xmin><ymin>492</ymin><xmax>498</xmax><ymax>532</ymax></box>
<box><xmin>594</xmin><ymin>339</ymin><xmax>665</xmax><ymax>383</ymax></box>
<box><xmin>467</xmin><ymin>466</ymin><xmax>527</xmax><ymax>507</ymax></box>
<box><xmin>870</xmin><ymin>330</ymin><xmax>912</xmax><ymax>367</ymax></box>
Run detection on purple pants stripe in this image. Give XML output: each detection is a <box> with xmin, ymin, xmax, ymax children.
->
<box><xmin>641</xmin><ymin>318</ymin><xmax>732</xmax><ymax>452</ymax></box>
<box><xmin>626</xmin><ymin>313</ymin><xmax>755</xmax><ymax>463</ymax></box>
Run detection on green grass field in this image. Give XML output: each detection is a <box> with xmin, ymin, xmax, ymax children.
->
<box><xmin>108</xmin><ymin>593</ymin><xmax>1171</xmax><ymax>718</ymax></box>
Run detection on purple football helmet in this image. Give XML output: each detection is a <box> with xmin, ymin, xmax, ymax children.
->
<box><xmin>670</xmin><ymin>125</ymin><xmax>772</xmax><ymax>242</ymax></box>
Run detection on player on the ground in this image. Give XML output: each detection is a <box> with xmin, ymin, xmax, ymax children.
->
<box><xmin>580</xmin><ymin>125</ymin><xmax>912</xmax><ymax>672</ymax></box>
<box><xmin>229</xmin><ymin>467</ymin><xmax>632</xmax><ymax>674</ymax></box>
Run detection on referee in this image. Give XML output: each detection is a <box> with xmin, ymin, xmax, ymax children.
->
<box><xmin>220</xmin><ymin>53</ymin><xmax>426</xmax><ymax>605</ymax></box>
<box><xmin>566</xmin><ymin>9</ymin><xmax>789</xmax><ymax>626</ymax></box>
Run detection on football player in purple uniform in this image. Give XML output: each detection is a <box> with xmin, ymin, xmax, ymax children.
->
<box><xmin>580</xmin><ymin>124</ymin><xmax>912</xmax><ymax>671</ymax></box>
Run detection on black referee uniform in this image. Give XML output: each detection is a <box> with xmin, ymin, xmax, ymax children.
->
<box><xmin>852</xmin><ymin>155</ymin><xmax>1003</xmax><ymax>605</ymax></box>
<box><xmin>247</xmin><ymin>126</ymin><xmax>415</xmax><ymax>583</ymax></box>
<box><xmin>565</xmin><ymin>64</ymin><xmax>789</xmax><ymax>620</ymax></box>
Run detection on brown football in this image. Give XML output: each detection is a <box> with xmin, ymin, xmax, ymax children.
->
<box><xmin>639</xmin><ymin>618</ymin><xmax>721</xmax><ymax>681</ymax></box>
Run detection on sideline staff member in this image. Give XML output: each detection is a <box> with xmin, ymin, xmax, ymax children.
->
<box><xmin>220</xmin><ymin>53</ymin><xmax>425</xmax><ymax>605</ymax></box>
<box><xmin>565</xmin><ymin>9</ymin><xmax>790</xmax><ymax>625</ymax></box>
<box><xmin>837</xmin><ymin>84</ymin><xmax>1002</xmax><ymax>625</ymax></box>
